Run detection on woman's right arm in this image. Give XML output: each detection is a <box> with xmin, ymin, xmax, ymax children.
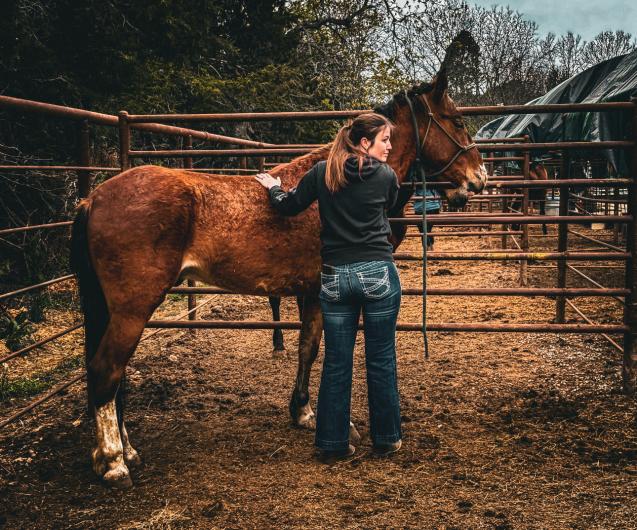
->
<box><xmin>255</xmin><ymin>165</ymin><xmax>319</xmax><ymax>217</ymax></box>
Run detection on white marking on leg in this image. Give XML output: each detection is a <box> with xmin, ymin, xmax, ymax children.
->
<box><xmin>92</xmin><ymin>398</ymin><xmax>132</xmax><ymax>488</ymax></box>
<box><xmin>297</xmin><ymin>401</ymin><xmax>315</xmax><ymax>428</ymax></box>
<box><xmin>349</xmin><ymin>422</ymin><xmax>362</xmax><ymax>445</ymax></box>
<box><xmin>120</xmin><ymin>421</ymin><xmax>141</xmax><ymax>467</ymax></box>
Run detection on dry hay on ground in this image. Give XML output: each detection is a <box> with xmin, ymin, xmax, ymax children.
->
<box><xmin>0</xmin><ymin>226</ymin><xmax>636</xmax><ymax>529</ymax></box>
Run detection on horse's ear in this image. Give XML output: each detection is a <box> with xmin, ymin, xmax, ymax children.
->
<box><xmin>432</xmin><ymin>66</ymin><xmax>448</xmax><ymax>101</ymax></box>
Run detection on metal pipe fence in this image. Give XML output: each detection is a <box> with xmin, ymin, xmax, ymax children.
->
<box><xmin>1</xmin><ymin>97</ymin><xmax>636</xmax><ymax>429</ymax></box>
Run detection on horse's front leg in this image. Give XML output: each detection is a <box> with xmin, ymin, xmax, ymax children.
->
<box><xmin>289</xmin><ymin>296</ymin><xmax>361</xmax><ymax>444</ymax></box>
<box><xmin>289</xmin><ymin>295</ymin><xmax>322</xmax><ymax>429</ymax></box>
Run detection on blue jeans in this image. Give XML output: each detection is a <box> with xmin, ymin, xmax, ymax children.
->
<box><xmin>315</xmin><ymin>260</ymin><xmax>402</xmax><ymax>451</ymax></box>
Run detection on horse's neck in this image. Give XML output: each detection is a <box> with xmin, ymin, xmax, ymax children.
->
<box><xmin>268</xmin><ymin>129</ymin><xmax>417</xmax><ymax>187</ymax></box>
<box><xmin>387</xmin><ymin>128</ymin><xmax>416</xmax><ymax>185</ymax></box>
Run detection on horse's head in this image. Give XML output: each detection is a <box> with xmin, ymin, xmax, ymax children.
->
<box><xmin>380</xmin><ymin>68</ymin><xmax>487</xmax><ymax>208</ymax></box>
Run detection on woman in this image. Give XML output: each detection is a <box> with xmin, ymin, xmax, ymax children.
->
<box><xmin>255</xmin><ymin>113</ymin><xmax>402</xmax><ymax>462</ymax></box>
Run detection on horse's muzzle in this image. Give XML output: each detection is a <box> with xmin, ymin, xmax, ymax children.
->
<box><xmin>445</xmin><ymin>187</ymin><xmax>470</xmax><ymax>208</ymax></box>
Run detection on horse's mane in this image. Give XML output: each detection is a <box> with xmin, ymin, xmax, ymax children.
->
<box><xmin>271</xmin><ymin>82</ymin><xmax>434</xmax><ymax>180</ymax></box>
<box><xmin>374</xmin><ymin>81</ymin><xmax>435</xmax><ymax>121</ymax></box>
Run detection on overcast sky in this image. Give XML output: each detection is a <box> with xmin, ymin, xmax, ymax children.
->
<box><xmin>469</xmin><ymin>0</ymin><xmax>637</xmax><ymax>40</ymax></box>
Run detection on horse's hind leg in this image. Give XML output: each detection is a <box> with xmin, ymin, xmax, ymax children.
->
<box><xmin>89</xmin><ymin>314</ymin><xmax>146</xmax><ymax>489</ymax></box>
<box><xmin>115</xmin><ymin>374</ymin><xmax>141</xmax><ymax>468</ymax></box>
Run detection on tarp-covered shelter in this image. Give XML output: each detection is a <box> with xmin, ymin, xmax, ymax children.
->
<box><xmin>476</xmin><ymin>50</ymin><xmax>637</xmax><ymax>174</ymax></box>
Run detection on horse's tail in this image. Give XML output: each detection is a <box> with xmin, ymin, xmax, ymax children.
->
<box><xmin>70</xmin><ymin>200</ymin><xmax>109</xmax><ymax>413</ymax></box>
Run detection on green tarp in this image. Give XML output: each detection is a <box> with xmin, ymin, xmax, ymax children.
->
<box><xmin>476</xmin><ymin>50</ymin><xmax>637</xmax><ymax>174</ymax></box>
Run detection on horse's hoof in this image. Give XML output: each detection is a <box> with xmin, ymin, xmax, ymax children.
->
<box><xmin>103</xmin><ymin>464</ymin><xmax>133</xmax><ymax>490</ymax></box>
<box><xmin>297</xmin><ymin>411</ymin><xmax>316</xmax><ymax>430</ymax></box>
<box><xmin>295</xmin><ymin>400</ymin><xmax>316</xmax><ymax>430</ymax></box>
<box><xmin>124</xmin><ymin>448</ymin><xmax>142</xmax><ymax>468</ymax></box>
<box><xmin>349</xmin><ymin>422</ymin><xmax>362</xmax><ymax>445</ymax></box>
<box><xmin>272</xmin><ymin>348</ymin><xmax>287</xmax><ymax>359</ymax></box>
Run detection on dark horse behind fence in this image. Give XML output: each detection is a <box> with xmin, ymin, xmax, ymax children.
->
<box><xmin>71</xmin><ymin>67</ymin><xmax>487</xmax><ymax>489</ymax></box>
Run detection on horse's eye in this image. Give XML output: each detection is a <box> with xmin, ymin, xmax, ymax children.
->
<box><xmin>452</xmin><ymin>119</ymin><xmax>464</xmax><ymax>129</ymax></box>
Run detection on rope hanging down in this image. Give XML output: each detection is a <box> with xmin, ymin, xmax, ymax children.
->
<box><xmin>403</xmin><ymin>89</ymin><xmax>478</xmax><ymax>358</ymax></box>
<box><xmin>403</xmin><ymin>91</ymin><xmax>430</xmax><ymax>359</ymax></box>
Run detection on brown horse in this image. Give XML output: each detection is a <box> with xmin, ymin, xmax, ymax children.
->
<box><xmin>71</xmin><ymin>68</ymin><xmax>487</xmax><ymax>488</ymax></box>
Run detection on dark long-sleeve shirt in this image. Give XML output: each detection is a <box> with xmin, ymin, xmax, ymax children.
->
<box><xmin>268</xmin><ymin>159</ymin><xmax>399</xmax><ymax>265</ymax></box>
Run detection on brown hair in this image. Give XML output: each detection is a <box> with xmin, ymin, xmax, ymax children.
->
<box><xmin>325</xmin><ymin>112</ymin><xmax>394</xmax><ymax>193</ymax></box>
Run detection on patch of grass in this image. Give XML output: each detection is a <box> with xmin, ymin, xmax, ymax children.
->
<box><xmin>0</xmin><ymin>371</ymin><xmax>48</xmax><ymax>401</ymax></box>
<box><xmin>0</xmin><ymin>309</ymin><xmax>34</xmax><ymax>351</ymax></box>
<box><xmin>0</xmin><ymin>354</ymin><xmax>83</xmax><ymax>403</ymax></box>
<box><xmin>167</xmin><ymin>293</ymin><xmax>186</xmax><ymax>302</ymax></box>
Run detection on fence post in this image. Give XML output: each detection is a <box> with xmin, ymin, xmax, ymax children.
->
<box><xmin>613</xmin><ymin>183</ymin><xmax>620</xmax><ymax>245</ymax></box>
<box><xmin>183</xmin><ymin>135</ymin><xmax>197</xmax><ymax>324</ymax></box>
<box><xmin>555</xmin><ymin>149</ymin><xmax>569</xmax><ymax>323</ymax></box>
<box><xmin>622</xmin><ymin>97</ymin><xmax>637</xmax><ymax>394</ymax></box>
<box><xmin>519</xmin><ymin>137</ymin><xmax>530</xmax><ymax>286</ymax></box>
<box><xmin>118</xmin><ymin>111</ymin><xmax>130</xmax><ymax>171</ymax></box>
<box><xmin>77</xmin><ymin>119</ymin><xmax>91</xmax><ymax>198</ymax></box>
<box><xmin>501</xmin><ymin>194</ymin><xmax>508</xmax><ymax>249</ymax></box>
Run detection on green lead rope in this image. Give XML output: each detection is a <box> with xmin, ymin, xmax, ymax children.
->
<box><xmin>421</xmin><ymin>167</ymin><xmax>429</xmax><ymax>359</ymax></box>
<box><xmin>411</xmin><ymin>162</ymin><xmax>429</xmax><ymax>360</ymax></box>
<box><xmin>404</xmin><ymin>90</ymin><xmax>430</xmax><ymax>359</ymax></box>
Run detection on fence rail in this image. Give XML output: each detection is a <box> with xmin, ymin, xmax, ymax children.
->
<box><xmin>1</xmin><ymin>95</ymin><xmax>636</xmax><ymax>430</ymax></box>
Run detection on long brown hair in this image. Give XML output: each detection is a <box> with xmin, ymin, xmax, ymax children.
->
<box><xmin>325</xmin><ymin>112</ymin><xmax>394</xmax><ymax>193</ymax></box>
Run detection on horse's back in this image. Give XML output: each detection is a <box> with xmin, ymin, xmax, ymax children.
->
<box><xmin>86</xmin><ymin>165</ymin><xmax>321</xmax><ymax>299</ymax></box>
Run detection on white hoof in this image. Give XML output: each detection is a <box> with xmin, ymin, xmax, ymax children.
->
<box><xmin>296</xmin><ymin>401</ymin><xmax>316</xmax><ymax>430</ymax></box>
<box><xmin>92</xmin><ymin>448</ymin><xmax>132</xmax><ymax>489</ymax></box>
<box><xmin>272</xmin><ymin>348</ymin><xmax>287</xmax><ymax>359</ymax></box>
<box><xmin>103</xmin><ymin>464</ymin><xmax>133</xmax><ymax>489</ymax></box>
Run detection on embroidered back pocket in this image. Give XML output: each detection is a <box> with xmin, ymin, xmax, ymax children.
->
<box><xmin>356</xmin><ymin>266</ymin><xmax>390</xmax><ymax>299</ymax></box>
<box><xmin>320</xmin><ymin>272</ymin><xmax>340</xmax><ymax>302</ymax></box>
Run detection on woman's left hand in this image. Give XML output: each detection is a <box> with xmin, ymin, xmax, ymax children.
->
<box><xmin>254</xmin><ymin>173</ymin><xmax>281</xmax><ymax>189</ymax></box>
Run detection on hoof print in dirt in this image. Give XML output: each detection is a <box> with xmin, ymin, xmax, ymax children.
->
<box><xmin>456</xmin><ymin>499</ymin><xmax>473</xmax><ymax>513</ymax></box>
<box><xmin>202</xmin><ymin>500</ymin><xmax>225</xmax><ymax>518</ymax></box>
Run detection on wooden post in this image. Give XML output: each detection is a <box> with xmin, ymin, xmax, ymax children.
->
<box><xmin>555</xmin><ymin>150</ymin><xmax>569</xmax><ymax>323</ymax></box>
<box><xmin>519</xmin><ymin>138</ymin><xmax>530</xmax><ymax>286</ymax></box>
<box><xmin>77</xmin><ymin>119</ymin><xmax>91</xmax><ymax>198</ymax></box>
<box><xmin>183</xmin><ymin>135</ymin><xmax>197</xmax><ymax>324</ymax></box>
<box><xmin>118</xmin><ymin>111</ymin><xmax>130</xmax><ymax>171</ymax></box>
<box><xmin>622</xmin><ymin>97</ymin><xmax>637</xmax><ymax>394</ymax></box>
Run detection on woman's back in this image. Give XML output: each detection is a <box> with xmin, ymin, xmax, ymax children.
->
<box><xmin>313</xmin><ymin>159</ymin><xmax>398</xmax><ymax>265</ymax></box>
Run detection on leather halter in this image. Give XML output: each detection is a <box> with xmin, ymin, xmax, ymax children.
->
<box><xmin>405</xmin><ymin>90</ymin><xmax>477</xmax><ymax>178</ymax></box>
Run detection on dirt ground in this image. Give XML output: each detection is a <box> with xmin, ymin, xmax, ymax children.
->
<box><xmin>1</xmin><ymin>225</ymin><xmax>636</xmax><ymax>529</ymax></box>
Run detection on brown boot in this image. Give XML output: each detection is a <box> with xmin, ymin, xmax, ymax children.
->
<box><xmin>317</xmin><ymin>444</ymin><xmax>355</xmax><ymax>464</ymax></box>
<box><xmin>373</xmin><ymin>439</ymin><xmax>402</xmax><ymax>456</ymax></box>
